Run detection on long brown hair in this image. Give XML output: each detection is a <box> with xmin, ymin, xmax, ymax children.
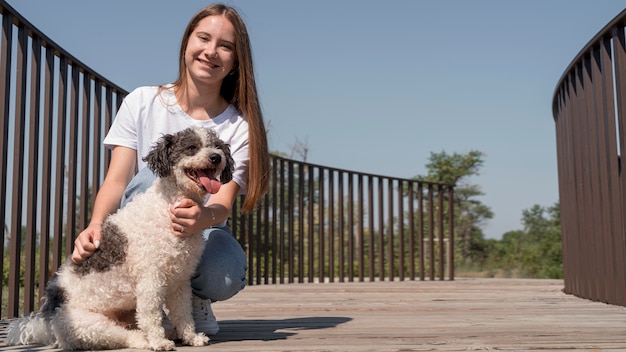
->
<box><xmin>172</xmin><ymin>4</ymin><xmax>269</xmax><ymax>212</ymax></box>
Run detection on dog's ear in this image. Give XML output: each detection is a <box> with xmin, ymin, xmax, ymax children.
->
<box><xmin>219</xmin><ymin>142</ymin><xmax>235</xmax><ymax>184</ymax></box>
<box><xmin>143</xmin><ymin>133</ymin><xmax>176</xmax><ymax>178</ymax></box>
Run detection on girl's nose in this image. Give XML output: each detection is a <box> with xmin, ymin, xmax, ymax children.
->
<box><xmin>205</xmin><ymin>45</ymin><xmax>219</xmax><ymax>59</ymax></box>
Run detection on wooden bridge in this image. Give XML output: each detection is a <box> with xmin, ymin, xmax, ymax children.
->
<box><xmin>2</xmin><ymin>279</ymin><xmax>625</xmax><ymax>351</ymax></box>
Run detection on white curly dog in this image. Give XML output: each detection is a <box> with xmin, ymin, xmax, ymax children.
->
<box><xmin>7</xmin><ymin>126</ymin><xmax>234</xmax><ymax>351</ymax></box>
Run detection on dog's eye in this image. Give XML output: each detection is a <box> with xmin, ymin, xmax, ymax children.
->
<box><xmin>187</xmin><ymin>145</ymin><xmax>198</xmax><ymax>152</ymax></box>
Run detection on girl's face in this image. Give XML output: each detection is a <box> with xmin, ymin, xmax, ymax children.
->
<box><xmin>184</xmin><ymin>15</ymin><xmax>236</xmax><ymax>88</ymax></box>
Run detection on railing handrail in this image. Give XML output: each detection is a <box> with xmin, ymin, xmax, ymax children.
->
<box><xmin>270</xmin><ymin>154</ymin><xmax>454</xmax><ymax>189</ymax></box>
<box><xmin>0</xmin><ymin>0</ymin><xmax>127</xmax><ymax>94</ymax></box>
<box><xmin>552</xmin><ymin>8</ymin><xmax>626</xmax><ymax>116</ymax></box>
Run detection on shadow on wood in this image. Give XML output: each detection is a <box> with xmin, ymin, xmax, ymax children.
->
<box><xmin>211</xmin><ymin>317</ymin><xmax>352</xmax><ymax>343</ymax></box>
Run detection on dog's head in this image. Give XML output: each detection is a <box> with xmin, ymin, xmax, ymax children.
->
<box><xmin>143</xmin><ymin>127</ymin><xmax>234</xmax><ymax>197</ymax></box>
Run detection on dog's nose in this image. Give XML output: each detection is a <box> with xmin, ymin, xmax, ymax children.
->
<box><xmin>209</xmin><ymin>153</ymin><xmax>222</xmax><ymax>164</ymax></box>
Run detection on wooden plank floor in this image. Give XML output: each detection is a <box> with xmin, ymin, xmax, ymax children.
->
<box><xmin>1</xmin><ymin>278</ymin><xmax>625</xmax><ymax>351</ymax></box>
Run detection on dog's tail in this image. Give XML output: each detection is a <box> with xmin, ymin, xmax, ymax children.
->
<box><xmin>7</xmin><ymin>312</ymin><xmax>55</xmax><ymax>346</ymax></box>
<box><xmin>7</xmin><ymin>272</ymin><xmax>66</xmax><ymax>347</ymax></box>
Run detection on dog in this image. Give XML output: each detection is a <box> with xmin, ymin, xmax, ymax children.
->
<box><xmin>7</xmin><ymin>126</ymin><xmax>234</xmax><ymax>351</ymax></box>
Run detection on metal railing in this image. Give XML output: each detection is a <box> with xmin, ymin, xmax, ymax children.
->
<box><xmin>0</xmin><ymin>0</ymin><xmax>126</xmax><ymax>319</ymax></box>
<box><xmin>232</xmin><ymin>156</ymin><xmax>455</xmax><ymax>286</ymax></box>
<box><xmin>0</xmin><ymin>0</ymin><xmax>455</xmax><ymax>319</ymax></box>
<box><xmin>552</xmin><ymin>8</ymin><xmax>626</xmax><ymax>307</ymax></box>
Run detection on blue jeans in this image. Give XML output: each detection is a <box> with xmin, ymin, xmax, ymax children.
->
<box><xmin>122</xmin><ymin>167</ymin><xmax>247</xmax><ymax>302</ymax></box>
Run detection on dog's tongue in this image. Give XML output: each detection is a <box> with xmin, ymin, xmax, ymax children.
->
<box><xmin>197</xmin><ymin>170</ymin><xmax>221</xmax><ymax>194</ymax></box>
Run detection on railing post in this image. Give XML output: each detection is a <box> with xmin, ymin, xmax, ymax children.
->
<box><xmin>24</xmin><ymin>32</ymin><xmax>42</xmax><ymax>314</ymax></box>
<box><xmin>448</xmin><ymin>186</ymin><xmax>455</xmax><ymax>280</ymax></box>
<box><xmin>8</xmin><ymin>23</ymin><xmax>28</xmax><ymax>318</ymax></box>
<box><xmin>0</xmin><ymin>10</ymin><xmax>12</xmax><ymax>318</ymax></box>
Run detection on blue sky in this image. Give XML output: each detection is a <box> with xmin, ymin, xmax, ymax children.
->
<box><xmin>7</xmin><ymin>0</ymin><xmax>626</xmax><ymax>239</ymax></box>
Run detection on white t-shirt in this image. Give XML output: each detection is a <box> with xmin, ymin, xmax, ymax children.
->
<box><xmin>103</xmin><ymin>85</ymin><xmax>249</xmax><ymax>194</ymax></box>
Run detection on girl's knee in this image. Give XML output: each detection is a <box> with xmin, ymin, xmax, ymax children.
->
<box><xmin>191</xmin><ymin>228</ymin><xmax>247</xmax><ymax>301</ymax></box>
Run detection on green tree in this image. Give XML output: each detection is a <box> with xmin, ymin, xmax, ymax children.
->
<box><xmin>414</xmin><ymin>150</ymin><xmax>493</xmax><ymax>268</ymax></box>
<box><xmin>519</xmin><ymin>203</ymin><xmax>562</xmax><ymax>278</ymax></box>
<box><xmin>485</xmin><ymin>203</ymin><xmax>562</xmax><ymax>278</ymax></box>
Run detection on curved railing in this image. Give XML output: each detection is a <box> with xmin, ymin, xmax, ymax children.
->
<box><xmin>0</xmin><ymin>0</ymin><xmax>127</xmax><ymax>318</ymax></box>
<box><xmin>0</xmin><ymin>0</ymin><xmax>455</xmax><ymax>319</ymax></box>
<box><xmin>552</xmin><ymin>8</ymin><xmax>626</xmax><ymax>306</ymax></box>
<box><xmin>232</xmin><ymin>155</ymin><xmax>455</xmax><ymax>286</ymax></box>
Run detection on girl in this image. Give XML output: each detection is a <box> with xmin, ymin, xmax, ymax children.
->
<box><xmin>71</xmin><ymin>3</ymin><xmax>269</xmax><ymax>335</ymax></box>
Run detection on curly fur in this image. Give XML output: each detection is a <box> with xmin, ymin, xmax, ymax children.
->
<box><xmin>7</xmin><ymin>126</ymin><xmax>234</xmax><ymax>351</ymax></box>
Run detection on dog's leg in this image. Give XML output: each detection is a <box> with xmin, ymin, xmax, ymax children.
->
<box><xmin>165</xmin><ymin>281</ymin><xmax>210</xmax><ymax>346</ymax></box>
<box><xmin>53</xmin><ymin>306</ymin><xmax>150</xmax><ymax>350</ymax></box>
<box><xmin>135</xmin><ymin>276</ymin><xmax>176</xmax><ymax>351</ymax></box>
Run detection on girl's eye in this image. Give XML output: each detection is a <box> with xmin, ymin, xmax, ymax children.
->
<box><xmin>220</xmin><ymin>43</ymin><xmax>234</xmax><ymax>51</ymax></box>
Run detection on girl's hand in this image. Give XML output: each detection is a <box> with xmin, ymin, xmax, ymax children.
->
<box><xmin>169</xmin><ymin>198</ymin><xmax>204</xmax><ymax>237</ymax></box>
<box><xmin>71</xmin><ymin>223</ymin><xmax>102</xmax><ymax>263</ymax></box>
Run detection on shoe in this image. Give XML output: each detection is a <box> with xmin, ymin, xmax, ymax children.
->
<box><xmin>192</xmin><ymin>296</ymin><xmax>219</xmax><ymax>335</ymax></box>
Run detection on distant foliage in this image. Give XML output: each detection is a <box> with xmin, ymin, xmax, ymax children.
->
<box><xmin>482</xmin><ymin>203</ymin><xmax>562</xmax><ymax>278</ymax></box>
<box><xmin>413</xmin><ymin>150</ymin><xmax>562</xmax><ymax>279</ymax></box>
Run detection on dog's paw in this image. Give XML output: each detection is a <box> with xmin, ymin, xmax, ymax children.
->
<box><xmin>148</xmin><ymin>337</ymin><xmax>176</xmax><ymax>351</ymax></box>
<box><xmin>126</xmin><ymin>331</ymin><xmax>150</xmax><ymax>350</ymax></box>
<box><xmin>184</xmin><ymin>332</ymin><xmax>210</xmax><ymax>347</ymax></box>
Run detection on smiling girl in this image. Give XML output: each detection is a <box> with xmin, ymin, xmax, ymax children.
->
<box><xmin>71</xmin><ymin>3</ymin><xmax>269</xmax><ymax>335</ymax></box>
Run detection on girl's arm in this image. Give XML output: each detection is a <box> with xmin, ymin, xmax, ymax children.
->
<box><xmin>71</xmin><ymin>146</ymin><xmax>137</xmax><ymax>263</ymax></box>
